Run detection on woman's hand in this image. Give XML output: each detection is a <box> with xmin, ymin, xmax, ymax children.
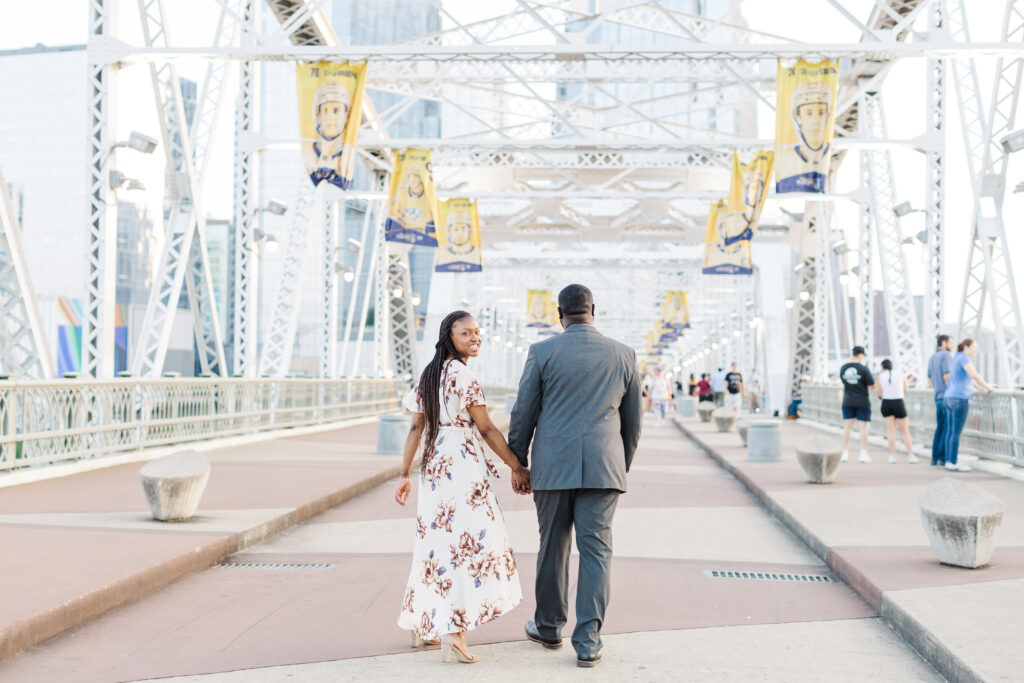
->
<box><xmin>511</xmin><ymin>466</ymin><xmax>531</xmax><ymax>495</ymax></box>
<box><xmin>395</xmin><ymin>475</ymin><xmax>412</xmax><ymax>506</ymax></box>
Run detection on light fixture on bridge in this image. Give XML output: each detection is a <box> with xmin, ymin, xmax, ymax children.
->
<box><xmin>392</xmin><ymin>286</ymin><xmax>404</xmax><ymax>299</ymax></box>
<box><xmin>263</xmin><ymin>199</ymin><xmax>288</xmax><ymax>216</ymax></box>
<box><xmin>411</xmin><ymin>293</ymin><xmax>421</xmax><ymax>306</ymax></box>
<box><xmin>112</xmin><ymin>131</ymin><xmax>158</xmax><ymax>154</ymax></box>
<box><xmin>335</xmin><ymin>264</ymin><xmax>356</xmax><ymax>282</ymax></box>
<box><xmin>388</xmin><ymin>262</ymin><xmax>409</xmax><ymax>276</ymax></box>
<box><xmin>516</xmin><ymin>346</ymin><xmax>524</xmax><ymax>353</ymax></box>
<box><xmin>999</xmin><ymin>128</ymin><xmax>1024</xmax><ymax>154</ymax></box>
<box><xmin>108</xmin><ymin>170</ymin><xmax>145</xmax><ymax>192</ymax></box>
<box><xmin>850</xmin><ymin>266</ymin><xmax>861</xmax><ymax>277</ymax></box>
<box><xmin>344</xmin><ymin>238</ymin><xmax>362</xmax><ymax>254</ymax></box>
<box><xmin>784</xmin><ymin>298</ymin><xmax>794</xmax><ymax>309</ymax></box>
<box><xmin>838</xmin><ymin>272</ymin><xmax>850</xmax><ymax>286</ymax></box>
<box><xmin>253</xmin><ymin>228</ymin><xmax>279</xmax><ymax>253</ymax></box>
<box><xmin>799</xmin><ymin>291</ymin><xmax>811</xmax><ymax>302</ymax></box>
<box><xmin>733</xmin><ymin>330</ymin><xmax>742</xmax><ymax>338</ymax></box>
<box><xmin>793</xmin><ymin>262</ymin><xmax>806</xmax><ymax>274</ymax></box>
<box><xmin>916</xmin><ymin>230</ymin><xmax>929</xmax><ymax>244</ymax></box>
<box><xmin>506</xmin><ymin>341</ymin><xmax>514</xmax><ymax>348</ymax></box>
<box><xmin>831</xmin><ymin>239</ymin><xmax>848</xmax><ymax>255</ymax></box>
<box><xmin>749</xmin><ymin>317</ymin><xmax>761</xmax><ymax>328</ymax></box>
<box><xmin>1014</xmin><ymin>180</ymin><xmax>1024</xmax><ymax>194</ymax></box>
<box><xmin>893</xmin><ymin>201</ymin><xmax>924</xmax><ymax>218</ymax></box>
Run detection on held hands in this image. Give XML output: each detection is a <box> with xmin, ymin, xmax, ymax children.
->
<box><xmin>395</xmin><ymin>475</ymin><xmax>412</xmax><ymax>506</ymax></box>
<box><xmin>511</xmin><ymin>466</ymin><xmax>532</xmax><ymax>495</ymax></box>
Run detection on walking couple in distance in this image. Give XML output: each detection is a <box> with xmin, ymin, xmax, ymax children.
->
<box><xmin>394</xmin><ymin>284</ymin><xmax>643</xmax><ymax>667</ymax></box>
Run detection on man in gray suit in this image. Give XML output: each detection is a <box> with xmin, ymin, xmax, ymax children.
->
<box><xmin>508</xmin><ymin>284</ymin><xmax>643</xmax><ymax>667</ymax></box>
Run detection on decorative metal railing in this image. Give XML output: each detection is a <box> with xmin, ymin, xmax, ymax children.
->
<box><xmin>799</xmin><ymin>383</ymin><xmax>1024</xmax><ymax>466</ymax></box>
<box><xmin>0</xmin><ymin>377</ymin><xmax>404</xmax><ymax>472</ymax></box>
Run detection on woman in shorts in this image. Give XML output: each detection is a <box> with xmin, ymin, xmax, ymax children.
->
<box><xmin>875</xmin><ymin>359</ymin><xmax>920</xmax><ymax>464</ymax></box>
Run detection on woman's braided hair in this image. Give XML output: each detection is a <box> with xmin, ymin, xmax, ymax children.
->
<box><xmin>417</xmin><ymin>310</ymin><xmax>473</xmax><ymax>472</ymax></box>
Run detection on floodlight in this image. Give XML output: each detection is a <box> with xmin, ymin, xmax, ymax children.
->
<box><xmin>335</xmin><ymin>264</ymin><xmax>356</xmax><ymax>282</ymax></box>
<box><xmin>916</xmin><ymin>230</ymin><xmax>928</xmax><ymax>243</ymax></box>
<box><xmin>893</xmin><ymin>201</ymin><xmax>914</xmax><ymax>217</ymax></box>
<box><xmin>1014</xmin><ymin>181</ymin><xmax>1024</xmax><ymax>194</ymax></box>
<box><xmin>254</xmin><ymin>228</ymin><xmax>279</xmax><ymax>253</ymax></box>
<box><xmin>392</xmin><ymin>286</ymin><xmax>404</xmax><ymax>299</ymax></box>
<box><xmin>411</xmin><ymin>293</ymin><xmax>422</xmax><ymax>306</ymax></box>
<box><xmin>344</xmin><ymin>238</ymin><xmax>362</xmax><ymax>253</ymax></box>
<box><xmin>264</xmin><ymin>199</ymin><xmax>288</xmax><ymax>216</ymax></box>
<box><xmin>799</xmin><ymin>291</ymin><xmax>811</xmax><ymax>302</ymax></box>
<box><xmin>113</xmin><ymin>131</ymin><xmax>158</xmax><ymax>154</ymax></box>
<box><xmin>784</xmin><ymin>298</ymin><xmax>794</xmax><ymax>309</ymax></box>
<box><xmin>999</xmin><ymin>129</ymin><xmax>1024</xmax><ymax>154</ymax></box>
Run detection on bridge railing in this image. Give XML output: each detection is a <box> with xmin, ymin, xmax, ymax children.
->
<box><xmin>0</xmin><ymin>377</ymin><xmax>405</xmax><ymax>473</ymax></box>
<box><xmin>799</xmin><ymin>383</ymin><xmax>1024</xmax><ymax>466</ymax></box>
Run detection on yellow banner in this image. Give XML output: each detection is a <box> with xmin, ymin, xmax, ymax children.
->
<box><xmin>385</xmin><ymin>149</ymin><xmax>440</xmax><ymax>246</ymax></box>
<box><xmin>702</xmin><ymin>199</ymin><xmax>753</xmax><ymax>275</ymax></box>
<box><xmin>527</xmin><ymin>289</ymin><xmax>554</xmax><ymax>328</ymax></box>
<box><xmin>662</xmin><ymin>291</ymin><xmax>690</xmax><ymax>330</ymax></box>
<box><xmin>435</xmin><ymin>198</ymin><xmax>483</xmax><ymax>273</ymax></box>
<box><xmin>774</xmin><ymin>58</ymin><xmax>838</xmax><ymax>194</ymax></box>
<box><xmin>726</xmin><ymin>149</ymin><xmax>774</xmax><ymax>244</ymax></box>
<box><xmin>297</xmin><ymin>61</ymin><xmax>366</xmax><ymax>191</ymax></box>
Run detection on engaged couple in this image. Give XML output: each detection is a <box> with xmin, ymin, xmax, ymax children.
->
<box><xmin>394</xmin><ymin>284</ymin><xmax>643</xmax><ymax>667</ymax></box>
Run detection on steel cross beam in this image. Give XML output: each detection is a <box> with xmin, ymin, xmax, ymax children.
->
<box><xmin>0</xmin><ymin>167</ymin><xmax>55</xmax><ymax>379</ymax></box>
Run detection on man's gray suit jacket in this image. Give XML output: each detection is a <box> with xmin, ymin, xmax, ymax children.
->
<box><xmin>508</xmin><ymin>324</ymin><xmax>643</xmax><ymax>492</ymax></box>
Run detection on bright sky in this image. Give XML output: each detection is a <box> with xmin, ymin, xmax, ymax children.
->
<box><xmin>1</xmin><ymin>0</ymin><xmax>1021</xmax><ymax>325</ymax></box>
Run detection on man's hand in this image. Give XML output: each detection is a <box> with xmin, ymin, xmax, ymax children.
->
<box><xmin>511</xmin><ymin>467</ymin><xmax>531</xmax><ymax>495</ymax></box>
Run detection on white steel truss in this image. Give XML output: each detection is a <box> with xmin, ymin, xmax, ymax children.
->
<box><xmin>0</xmin><ymin>167</ymin><xmax>54</xmax><ymax>379</ymax></box>
<box><xmin>949</xmin><ymin>0</ymin><xmax>1024</xmax><ymax>387</ymax></box>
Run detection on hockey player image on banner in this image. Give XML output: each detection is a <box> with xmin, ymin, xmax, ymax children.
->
<box><xmin>703</xmin><ymin>199</ymin><xmax>753</xmax><ymax>275</ymax></box>
<box><xmin>434</xmin><ymin>198</ymin><xmax>483</xmax><ymax>273</ymax></box>
<box><xmin>297</xmin><ymin>61</ymin><xmax>366</xmax><ymax>190</ymax></box>
<box><xmin>726</xmin><ymin>149</ymin><xmax>774</xmax><ymax>244</ymax></box>
<box><xmin>384</xmin><ymin>149</ymin><xmax>440</xmax><ymax>246</ymax></box>
<box><xmin>526</xmin><ymin>289</ymin><xmax>554</xmax><ymax>328</ymax></box>
<box><xmin>774</xmin><ymin>58</ymin><xmax>838</xmax><ymax>194</ymax></box>
<box><xmin>662</xmin><ymin>291</ymin><xmax>691</xmax><ymax>330</ymax></box>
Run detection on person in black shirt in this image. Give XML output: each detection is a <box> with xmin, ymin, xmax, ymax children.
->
<box><xmin>724</xmin><ymin>362</ymin><xmax>744</xmax><ymax>412</ymax></box>
<box><xmin>839</xmin><ymin>346</ymin><xmax>875</xmax><ymax>463</ymax></box>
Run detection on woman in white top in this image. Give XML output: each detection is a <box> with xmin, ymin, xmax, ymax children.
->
<box><xmin>875</xmin><ymin>359</ymin><xmax>920</xmax><ymax>464</ymax></box>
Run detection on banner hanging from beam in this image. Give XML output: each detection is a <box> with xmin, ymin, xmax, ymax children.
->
<box><xmin>726</xmin><ymin>150</ymin><xmax>774</xmax><ymax>244</ymax></box>
<box><xmin>385</xmin><ymin>149</ymin><xmax>440</xmax><ymax>246</ymax></box>
<box><xmin>702</xmin><ymin>199</ymin><xmax>753</xmax><ymax>275</ymax></box>
<box><xmin>435</xmin><ymin>198</ymin><xmax>483</xmax><ymax>272</ymax></box>
<box><xmin>774</xmin><ymin>58</ymin><xmax>838</xmax><ymax>194</ymax></box>
<box><xmin>297</xmin><ymin>61</ymin><xmax>366</xmax><ymax>190</ymax></box>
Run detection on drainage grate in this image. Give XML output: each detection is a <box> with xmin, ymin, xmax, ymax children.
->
<box><xmin>704</xmin><ymin>569</ymin><xmax>833</xmax><ymax>583</ymax></box>
<box><xmin>218</xmin><ymin>562</ymin><xmax>337</xmax><ymax>570</ymax></box>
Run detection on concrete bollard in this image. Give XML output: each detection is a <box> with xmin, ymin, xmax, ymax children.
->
<box><xmin>712</xmin><ymin>408</ymin><xmax>736</xmax><ymax>432</ymax></box>
<box><xmin>139</xmin><ymin>450</ymin><xmax>211</xmax><ymax>522</ymax></box>
<box><xmin>505</xmin><ymin>393</ymin><xmax>517</xmax><ymax>415</ymax></box>
<box><xmin>377</xmin><ymin>414</ymin><xmax>411</xmax><ymax>455</ymax></box>
<box><xmin>736</xmin><ymin>420</ymin><xmax>748</xmax><ymax>446</ymax></box>
<box><xmin>746</xmin><ymin>420</ymin><xmax>781</xmax><ymax>462</ymax></box>
<box><xmin>676</xmin><ymin>397</ymin><xmax>696</xmax><ymax>417</ymax></box>
<box><xmin>794</xmin><ymin>435</ymin><xmax>842</xmax><ymax>484</ymax></box>
<box><xmin>697</xmin><ymin>401</ymin><xmax>716</xmax><ymax>423</ymax></box>
<box><xmin>919</xmin><ymin>478</ymin><xmax>1004</xmax><ymax>568</ymax></box>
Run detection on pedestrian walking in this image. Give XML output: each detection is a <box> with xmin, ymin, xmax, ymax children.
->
<box><xmin>724</xmin><ymin>362</ymin><xmax>744</xmax><ymax>412</ymax></box>
<box><xmin>942</xmin><ymin>338</ymin><xmax>995</xmax><ymax>472</ymax></box>
<box><xmin>648</xmin><ymin>367</ymin><xmax>672</xmax><ymax>427</ymax></box>
<box><xmin>688</xmin><ymin>373</ymin><xmax>698</xmax><ymax>397</ymax></box>
<box><xmin>710</xmin><ymin>368</ymin><xmax>726</xmax><ymax>406</ymax></box>
<box><xmin>926</xmin><ymin>335</ymin><xmax>953</xmax><ymax>467</ymax></box>
<box><xmin>697</xmin><ymin>373</ymin><xmax>713</xmax><ymax>403</ymax></box>
<box><xmin>748</xmin><ymin>369</ymin><xmax>762</xmax><ymax>413</ymax></box>
<box><xmin>839</xmin><ymin>346</ymin><xmax>875</xmax><ymax>463</ymax></box>
<box><xmin>875</xmin><ymin>359</ymin><xmax>921</xmax><ymax>464</ymax></box>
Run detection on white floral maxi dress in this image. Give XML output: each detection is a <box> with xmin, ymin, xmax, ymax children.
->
<box><xmin>397</xmin><ymin>360</ymin><xmax>523</xmax><ymax>640</ymax></box>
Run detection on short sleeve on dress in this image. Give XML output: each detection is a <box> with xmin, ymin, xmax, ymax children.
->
<box><xmin>456</xmin><ymin>365</ymin><xmax>487</xmax><ymax>411</ymax></box>
<box><xmin>402</xmin><ymin>387</ymin><xmax>423</xmax><ymax>414</ymax></box>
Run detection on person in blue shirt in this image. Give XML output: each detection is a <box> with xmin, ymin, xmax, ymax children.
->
<box><xmin>710</xmin><ymin>368</ymin><xmax>726</xmax><ymax>407</ymax></box>
<box><xmin>943</xmin><ymin>338</ymin><xmax>995</xmax><ymax>472</ymax></box>
<box><xmin>926</xmin><ymin>335</ymin><xmax>953</xmax><ymax>466</ymax></box>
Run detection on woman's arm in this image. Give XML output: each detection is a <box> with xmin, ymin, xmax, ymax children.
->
<box><xmin>963</xmin><ymin>362</ymin><xmax>995</xmax><ymax>393</ymax></box>
<box><xmin>394</xmin><ymin>414</ymin><xmax>425</xmax><ymax>506</ymax></box>
<box><xmin>902</xmin><ymin>373</ymin><xmax>909</xmax><ymax>393</ymax></box>
<box><xmin>468</xmin><ymin>404</ymin><xmax>524</xmax><ymax>473</ymax></box>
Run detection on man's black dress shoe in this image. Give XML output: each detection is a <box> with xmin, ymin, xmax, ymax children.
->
<box><xmin>577</xmin><ymin>651</ymin><xmax>602</xmax><ymax>667</ymax></box>
<box><xmin>524</xmin><ymin>620</ymin><xmax>563</xmax><ymax>649</ymax></box>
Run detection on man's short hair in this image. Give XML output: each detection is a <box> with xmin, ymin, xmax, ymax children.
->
<box><xmin>557</xmin><ymin>284</ymin><xmax>593</xmax><ymax>315</ymax></box>
<box><xmin>852</xmin><ymin>345</ymin><xmax>866</xmax><ymax>357</ymax></box>
<box><xmin>936</xmin><ymin>334</ymin><xmax>950</xmax><ymax>348</ymax></box>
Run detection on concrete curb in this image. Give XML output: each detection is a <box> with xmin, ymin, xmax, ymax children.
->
<box><xmin>0</xmin><ymin>460</ymin><xmax>407</xmax><ymax>663</ymax></box>
<box><xmin>672</xmin><ymin>416</ymin><xmax>969</xmax><ymax>683</ymax></box>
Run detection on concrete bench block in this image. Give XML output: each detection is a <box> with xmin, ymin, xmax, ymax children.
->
<box><xmin>697</xmin><ymin>401</ymin><xmax>716</xmax><ymax>422</ymax></box>
<box><xmin>505</xmin><ymin>394</ymin><xmax>517</xmax><ymax>415</ymax></box>
<box><xmin>676</xmin><ymin>397</ymin><xmax>696</xmax><ymax>417</ymax></box>
<box><xmin>377</xmin><ymin>414</ymin><xmax>410</xmax><ymax>455</ymax></box>
<box><xmin>736</xmin><ymin>420</ymin><xmax>748</xmax><ymax>445</ymax></box>
<box><xmin>795</xmin><ymin>436</ymin><xmax>842</xmax><ymax>484</ymax></box>
<box><xmin>712</xmin><ymin>408</ymin><xmax>736</xmax><ymax>432</ymax></box>
<box><xmin>919</xmin><ymin>477</ymin><xmax>1005</xmax><ymax>569</ymax></box>
<box><xmin>747</xmin><ymin>419</ymin><xmax>781</xmax><ymax>462</ymax></box>
<box><xmin>140</xmin><ymin>450</ymin><xmax>211</xmax><ymax>522</ymax></box>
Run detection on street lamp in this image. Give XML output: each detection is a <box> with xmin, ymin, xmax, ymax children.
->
<box><xmin>411</xmin><ymin>292</ymin><xmax>421</xmax><ymax>306</ymax></box>
<box><xmin>112</xmin><ymin>131</ymin><xmax>158</xmax><ymax>154</ymax></box>
<box><xmin>893</xmin><ymin>201</ymin><xmax>925</xmax><ymax>218</ymax></box>
<box><xmin>253</xmin><ymin>228</ymin><xmax>279</xmax><ymax>253</ymax></box>
<box><xmin>999</xmin><ymin>128</ymin><xmax>1024</xmax><ymax>154</ymax></box>
<box><xmin>335</xmin><ymin>264</ymin><xmax>355</xmax><ymax>282</ymax></box>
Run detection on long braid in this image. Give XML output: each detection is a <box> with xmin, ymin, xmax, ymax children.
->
<box><xmin>417</xmin><ymin>310</ymin><xmax>472</xmax><ymax>473</ymax></box>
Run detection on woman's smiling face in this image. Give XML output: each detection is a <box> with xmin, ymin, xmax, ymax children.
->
<box><xmin>451</xmin><ymin>316</ymin><xmax>481</xmax><ymax>359</ymax></box>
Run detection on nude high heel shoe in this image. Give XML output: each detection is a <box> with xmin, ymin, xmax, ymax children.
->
<box><xmin>411</xmin><ymin>632</ymin><xmax>440</xmax><ymax>648</ymax></box>
<box><xmin>440</xmin><ymin>634</ymin><xmax>479</xmax><ymax>663</ymax></box>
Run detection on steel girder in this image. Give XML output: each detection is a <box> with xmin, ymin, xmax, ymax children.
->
<box><xmin>924</xmin><ymin>2</ymin><xmax>946</xmax><ymax>345</ymax></box>
<box><xmin>372</xmin><ymin>172</ymin><xmax>391</xmax><ymax>378</ymax></box>
<box><xmin>130</xmin><ymin>0</ymin><xmax>233</xmax><ymax>377</ymax></box>
<box><xmin>84</xmin><ymin>0</ymin><xmax>118</xmax><ymax>378</ymax></box>
<box><xmin>862</xmin><ymin>93</ymin><xmax>926</xmax><ymax>380</ymax></box>
<box><xmin>948</xmin><ymin>0</ymin><xmax>1024</xmax><ymax>387</ymax></box>
<box><xmin>0</xmin><ymin>167</ymin><xmax>55</xmax><ymax>379</ymax></box>
<box><xmin>387</xmin><ymin>251</ymin><xmax>418</xmax><ymax>383</ymax></box>
<box><xmin>320</xmin><ymin>201</ymin><xmax>338</xmax><ymax>379</ymax></box>
<box><xmin>788</xmin><ymin>256</ymin><xmax>817</xmax><ymax>403</ymax></box>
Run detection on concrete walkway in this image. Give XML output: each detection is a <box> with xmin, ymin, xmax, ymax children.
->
<box><xmin>675</xmin><ymin>413</ymin><xmax>1024</xmax><ymax>683</ymax></box>
<box><xmin>0</xmin><ymin>417</ymin><xmax>408</xmax><ymax>663</ymax></box>
<box><xmin>0</xmin><ymin>415</ymin><xmax>940</xmax><ymax>682</ymax></box>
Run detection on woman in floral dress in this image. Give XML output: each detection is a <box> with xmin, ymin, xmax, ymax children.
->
<box><xmin>395</xmin><ymin>310</ymin><xmax>531</xmax><ymax>664</ymax></box>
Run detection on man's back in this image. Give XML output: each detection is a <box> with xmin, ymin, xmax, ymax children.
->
<box><xmin>508</xmin><ymin>325</ymin><xmax>642</xmax><ymax>492</ymax></box>
<box><xmin>927</xmin><ymin>350</ymin><xmax>951</xmax><ymax>398</ymax></box>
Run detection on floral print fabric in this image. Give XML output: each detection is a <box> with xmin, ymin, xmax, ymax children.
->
<box><xmin>398</xmin><ymin>361</ymin><xmax>522</xmax><ymax>639</ymax></box>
